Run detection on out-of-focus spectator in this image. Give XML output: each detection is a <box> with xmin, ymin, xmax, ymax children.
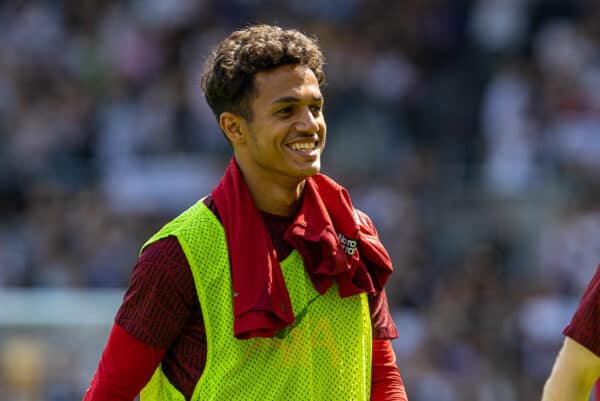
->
<box><xmin>1</xmin><ymin>337</ymin><xmax>47</xmax><ymax>401</ymax></box>
<box><xmin>480</xmin><ymin>60</ymin><xmax>541</xmax><ymax>196</ymax></box>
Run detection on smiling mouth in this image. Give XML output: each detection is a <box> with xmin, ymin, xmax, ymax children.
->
<box><xmin>288</xmin><ymin>141</ymin><xmax>318</xmax><ymax>151</ymax></box>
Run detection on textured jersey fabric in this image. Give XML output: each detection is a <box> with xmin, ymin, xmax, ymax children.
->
<box><xmin>115</xmin><ymin>237</ymin><xmax>204</xmax><ymax>398</ymax></box>
<box><xmin>211</xmin><ymin>158</ymin><xmax>394</xmax><ymax>338</ymax></box>
<box><xmin>140</xmin><ymin>200</ymin><xmax>372</xmax><ymax>401</ymax></box>
<box><xmin>83</xmin><ymin>324</ymin><xmax>406</xmax><ymax>401</ymax></box>
<box><xmin>563</xmin><ymin>264</ymin><xmax>600</xmax><ymax>356</ymax></box>
<box><xmin>116</xmin><ymin>200</ymin><xmax>398</xmax><ymax>399</ymax></box>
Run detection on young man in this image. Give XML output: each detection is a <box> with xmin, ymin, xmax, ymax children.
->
<box><xmin>542</xmin><ymin>264</ymin><xmax>600</xmax><ymax>401</ymax></box>
<box><xmin>83</xmin><ymin>24</ymin><xmax>408</xmax><ymax>401</ymax></box>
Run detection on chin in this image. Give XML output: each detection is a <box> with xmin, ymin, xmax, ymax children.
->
<box><xmin>299</xmin><ymin>162</ymin><xmax>321</xmax><ymax>177</ymax></box>
<box><xmin>288</xmin><ymin>168</ymin><xmax>318</xmax><ymax>181</ymax></box>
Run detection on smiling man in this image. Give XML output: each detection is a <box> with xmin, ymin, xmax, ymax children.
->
<box><xmin>83</xmin><ymin>24</ymin><xmax>408</xmax><ymax>401</ymax></box>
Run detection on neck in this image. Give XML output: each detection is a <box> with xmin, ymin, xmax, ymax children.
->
<box><xmin>235</xmin><ymin>161</ymin><xmax>306</xmax><ymax>217</ymax></box>
<box><xmin>247</xmin><ymin>174</ymin><xmax>306</xmax><ymax>217</ymax></box>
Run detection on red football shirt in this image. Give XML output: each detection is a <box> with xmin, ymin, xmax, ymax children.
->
<box><xmin>112</xmin><ymin>197</ymin><xmax>400</xmax><ymax>399</ymax></box>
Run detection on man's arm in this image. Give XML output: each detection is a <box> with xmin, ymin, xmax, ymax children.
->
<box><xmin>542</xmin><ymin>337</ymin><xmax>600</xmax><ymax>401</ymax></box>
<box><xmin>361</xmin><ymin>208</ymin><xmax>408</xmax><ymax>401</ymax></box>
<box><xmin>368</xmin><ymin>289</ymin><xmax>408</xmax><ymax>400</ymax></box>
<box><xmin>83</xmin><ymin>237</ymin><xmax>198</xmax><ymax>400</ymax></box>
<box><xmin>83</xmin><ymin>324</ymin><xmax>165</xmax><ymax>401</ymax></box>
<box><xmin>371</xmin><ymin>338</ymin><xmax>408</xmax><ymax>401</ymax></box>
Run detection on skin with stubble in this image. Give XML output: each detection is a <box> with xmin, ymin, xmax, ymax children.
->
<box><xmin>219</xmin><ymin>64</ymin><xmax>326</xmax><ymax>217</ymax></box>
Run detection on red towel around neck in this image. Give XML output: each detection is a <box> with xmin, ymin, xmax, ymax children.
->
<box><xmin>212</xmin><ymin>158</ymin><xmax>393</xmax><ymax>339</ymax></box>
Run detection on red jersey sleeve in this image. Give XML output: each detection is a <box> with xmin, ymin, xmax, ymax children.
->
<box><xmin>83</xmin><ymin>237</ymin><xmax>200</xmax><ymax>400</ymax></box>
<box><xmin>369</xmin><ymin>289</ymin><xmax>399</xmax><ymax>339</ymax></box>
<box><xmin>563</xmin><ymin>264</ymin><xmax>600</xmax><ymax>356</ymax></box>
<box><xmin>371</xmin><ymin>338</ymin><xmax>408</xmax><ymax>401</ymax></box>
<box><xmin>358</xmin><ymin>210</ymin><xmax>399</xmax><ymax>340</ymax></box>
<box><xmin>83</xmin><ymin>324</ymin><xmax>165</xmax><ymax>401</ymax></box>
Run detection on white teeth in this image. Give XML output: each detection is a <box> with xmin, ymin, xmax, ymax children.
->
<box><xmin>290</xmin><ymin>142</ymin><xmax>316</xmax><ymax>151</ymax></box>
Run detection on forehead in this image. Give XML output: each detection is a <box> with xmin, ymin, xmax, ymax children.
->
<box><xmin>252</xmin><ymin>64</ymin><xmax>322</xmax><ymax>103</ymax></box>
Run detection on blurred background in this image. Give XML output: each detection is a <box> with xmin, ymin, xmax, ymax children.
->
<box><xmin>1</xmin><ymin>0</ymin><xmax>600</xmax><ymax>400</ymax></box>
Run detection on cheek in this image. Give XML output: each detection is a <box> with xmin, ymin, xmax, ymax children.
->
<box><xmin>319</xmin><ymin>116</ymin><xmax>327</xmax><ymax>130</ymax></box>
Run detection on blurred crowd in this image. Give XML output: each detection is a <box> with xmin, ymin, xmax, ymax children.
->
<box><xmin>2</xmin><ymin>0</ymin><xmax>600</xmax><ymax>400</ymax></box>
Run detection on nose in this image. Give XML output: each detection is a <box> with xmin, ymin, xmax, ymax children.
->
<box><xmin>295</xmin><ymin>106</ymin><xmax>320</xmax><ymax>133</ymax></box>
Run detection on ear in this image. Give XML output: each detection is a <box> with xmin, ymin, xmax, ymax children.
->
<box><xmin>219</xmin><ymin>112</ymin><xmax>246</xmax><ymax>145</ymax></box>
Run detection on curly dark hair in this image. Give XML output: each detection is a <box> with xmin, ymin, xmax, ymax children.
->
<box><xmin>201</xmin><ymin>24</ymin><xmax>325</xmax><ymax>121</ymax></box>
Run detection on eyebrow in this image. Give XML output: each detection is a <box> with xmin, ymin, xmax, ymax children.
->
<box><xmin>272</xmin><ymin>95</ymin><xmax>323</xmax><ymax>105</ymax></box>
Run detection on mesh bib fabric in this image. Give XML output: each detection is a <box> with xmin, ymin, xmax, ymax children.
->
<box><xmin>140</xmin><ymin>200</ymin><xmax>372</xmax><ymax>401</ymax></box>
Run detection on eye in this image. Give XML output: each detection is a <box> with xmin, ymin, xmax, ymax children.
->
<box><xmin>309</xmin><ymin>104</ymin><xmax>322</xmax><ymax>115</ymax></box>
<box><xmin>276</xmin><ymin>106</ymin><xmax>293</xmax><ymax>116</ymax></box>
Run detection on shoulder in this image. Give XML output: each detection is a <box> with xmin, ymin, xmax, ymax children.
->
<box><xmin>142</xmin><ymin>197</ymin><xmax>219</xmax><ymax>253</ymax></box>
<box><xmin>139</xmin><ymin>236</ymin><xmax>188</xmax><ymax>266</ymax></box>
<box><xmin>116</xmin><ymin>236</ymin><xmax>198</xmax><ymax>347</ymax></box>
<box><xmin>134</xmin><ymin>236</ymin><xmax>193</xmax><ymax>290</ymax></box>
<box><xmin>354</xmin><ymin>209</ymin><xmax>377</xmax><ymax>232</ymax></box>
<box><xmin>354</xmin><ymin>208</ymin><xmax>383</xmax><ymax>241</ymax></box>
<box><xmin>571</xmin><ymin>264</ymin><xmax>600</xmax><ymax>320</ymax></box>
<box><xmin>563</xmin><ymin>264</ymin><xmax>600</xmax><ymax>356</ymax></box>
<box><xmin>368</xmin><ymin>289</ymin><xmax>399</xmax><ymax>339</ymax></box>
